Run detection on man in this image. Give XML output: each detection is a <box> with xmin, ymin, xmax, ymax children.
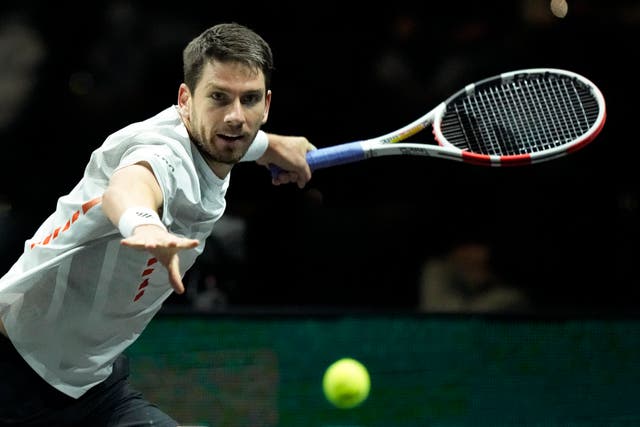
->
<box><xmin>0</xmin><ymin>22</ymin><xmax>314</xmax><ymax>426</ymax></box>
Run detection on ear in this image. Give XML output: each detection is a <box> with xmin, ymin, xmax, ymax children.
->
<box><xmin>261</xmin><ymin>90</ymin><xmax>272</xmax><ymax>124</ymax></box>
<box><xmin>177</xmin><ymin>83</ymin><xmax>191</xmax><ymax>118</ymax></box>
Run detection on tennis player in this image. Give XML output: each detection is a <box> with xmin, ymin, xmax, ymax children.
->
<box><xmin>0</xmin><ymin>22</ymin><xmax>314</xmax><ymax>426</ymax></box>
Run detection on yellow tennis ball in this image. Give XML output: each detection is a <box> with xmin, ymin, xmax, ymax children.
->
<box><xmin>322</xmin><ymin>358</ymin><xmax>371</xmax><ymax>409</ymax></box>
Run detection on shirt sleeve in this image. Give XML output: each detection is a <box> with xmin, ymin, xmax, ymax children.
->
<box><xmin>240</xmin><ymin>130</ymin><xmax>269</xmax><ymax>162</ymax></box>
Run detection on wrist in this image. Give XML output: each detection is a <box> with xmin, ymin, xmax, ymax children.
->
<box><xmin>242</xmin><ymin>130</ymin><xmax>269</xmax><ymax>162</ymax></box>
<box><xmin>118</xmin><ymin>207</ymin><xmax>166</xmax><ymax>238</ymax></box>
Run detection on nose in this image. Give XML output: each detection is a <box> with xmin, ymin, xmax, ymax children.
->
<box><xmin>224</xmin><ymin>98</ymin><xmax>246</xmax><ymax>126</ymax></box>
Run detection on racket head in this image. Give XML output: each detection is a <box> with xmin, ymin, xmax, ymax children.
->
<box><xmin>432</xmin><ymin>68</ymin><xmax>606</xmax><ymax>166</ymax></box>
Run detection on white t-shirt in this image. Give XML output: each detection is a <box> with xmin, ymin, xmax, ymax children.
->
<box><xmin>0</xmin><ymin>106</ymin><xmax>268</xmax><ymax>398</ymax></box>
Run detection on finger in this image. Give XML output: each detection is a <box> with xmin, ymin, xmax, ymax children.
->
<box><xmin>180</xmin><ymin>238</ymin><xmax>200</xmax><ymax>249</ymax></box>
<box><xmin>273</xmin><ymin>173</ymin><xmax>290</xmax><ymax>186</ymax></box>
<box><xmin>167</xmin><ymin>238</ymin><xmax>199</xmax><ymax>250</ymax></box>
<box><xmin>287</xmin><ymin>172</ymin><xmax>299</xmax><ymax>185</ymax></box>
<box><xmin>167</xmin><ymin>256</ymin><xmax>185</xmax><ymax>294</ymax></box>
<box><xmin>295</xmin><ymin>164</ymin><xmax>311</xmax><ymax>188</ymax></box>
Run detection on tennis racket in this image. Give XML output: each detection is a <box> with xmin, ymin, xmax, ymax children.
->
<box><xmin>273</xmin><ymin>68</ymin><xmax>606</xmax><ymax>172</ymax></box>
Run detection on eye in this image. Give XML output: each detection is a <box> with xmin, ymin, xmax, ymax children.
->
<box><xmin>241</xmin><ymin>93</ymin><xmax>262</xmax><ymax>106</ymax></box>
<box><xmin>211</xmin><ymin>92</ymin><xmax>229</xmax><ymax>104</ymax></box>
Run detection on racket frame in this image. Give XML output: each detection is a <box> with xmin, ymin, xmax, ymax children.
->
<box><xmin>301</xmin><ymin>68</ymin><xmax>607</xmax><ymax>170</ymax></box>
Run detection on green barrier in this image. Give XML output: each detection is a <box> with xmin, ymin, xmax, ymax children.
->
<box><xmin>127</xmin><ymin>313</ymin><xmax>640</xmax><ymax>427</ymax></box>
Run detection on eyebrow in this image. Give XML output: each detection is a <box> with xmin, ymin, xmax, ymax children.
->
<box><xmin>203</xmin><ymin>83</ymin><xmax>264</xmax><ymax>96</ymax></box>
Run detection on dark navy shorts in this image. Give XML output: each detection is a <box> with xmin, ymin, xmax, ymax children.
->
<box><xmin>0</xmin><ymin>333</ymin><xmax>177</xmax><ymax>427</ymax></box>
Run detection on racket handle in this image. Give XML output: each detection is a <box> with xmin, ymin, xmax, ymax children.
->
<box><xmin>270</xmin><ymin>141</ymin><xmax>365</xmax><ymax>177</ymax></box>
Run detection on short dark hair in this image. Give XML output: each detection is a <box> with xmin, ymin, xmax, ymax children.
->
<box><xmin>182</xmin><ymin>22</ymin><xmax>274</xmax><ymax>92</ymax></box>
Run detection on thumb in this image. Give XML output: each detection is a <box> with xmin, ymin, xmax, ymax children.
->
<box><xmin>167</xmin><ymin>256</ymin><xmax>185</xmax><ymax>294</ymax></box>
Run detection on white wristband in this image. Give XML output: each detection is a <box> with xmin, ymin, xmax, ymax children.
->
<box><xmin>117</xmin><ymin>207</ymin><xmax>166</xmax><ymax>238</ymax></box>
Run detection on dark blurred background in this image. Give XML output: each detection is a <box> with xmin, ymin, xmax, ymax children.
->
<box><xmin>1</xmin><ymin>0</ymin><xmax>638</xmax><ymax>314</ymax></box>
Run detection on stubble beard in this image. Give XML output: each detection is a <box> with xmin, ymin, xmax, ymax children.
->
<box><xmin>192</xmin><ymin>134</ymin><xmax>246</xmax><ymax>165</ymax></box>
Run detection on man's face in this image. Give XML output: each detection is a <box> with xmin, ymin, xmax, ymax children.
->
<box><xmin>178</xmin><ymin>59</ymin><xmax>271</xmax><ymax>176</ymax></box>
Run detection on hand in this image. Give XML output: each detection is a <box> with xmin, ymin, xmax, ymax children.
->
<box><xmin>120</xmin><ymin>224</ymin><xmax>199</xmax><ymax>294</ymax></box>
<box><xmin>257</xmin><ymin>134</ymin><xmax>316</xmax><ymax>188</ymax></box>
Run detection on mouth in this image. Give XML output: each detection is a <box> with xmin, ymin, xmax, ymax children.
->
<box><xmin>217</xmin><ymin>133</ymin><xmax>244</xmax><ymax>144</ymax></box>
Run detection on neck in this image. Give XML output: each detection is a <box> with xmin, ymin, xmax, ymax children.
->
<box><xmin>192</xmin><ymin>140</ymin><xmax>232</xmax><ymax>179</ymax></box>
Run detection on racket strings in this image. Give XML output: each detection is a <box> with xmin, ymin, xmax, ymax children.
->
<box><xmin>441</xmin><ymin>75</ymin><xmax>600</xmax><ymax>156</ymax></box>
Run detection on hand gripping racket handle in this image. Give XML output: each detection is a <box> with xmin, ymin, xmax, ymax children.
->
<box><xmin>270</xmin><ymin>141</ymin><xmax>365</xmax><ymax>177</ymax></box>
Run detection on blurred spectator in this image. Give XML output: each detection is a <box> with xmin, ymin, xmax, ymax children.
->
<box><xmin>0</xmin><ymin>11</ymin><xmax>45</xmax><ymax>131</ymax></box>
<box><xmin>419</xmin><ymin>242</ymin><xmax>531</xmax><ymax>313</ymax></box>
<box><xmin>171</xmin><ymin>214</ymin><xmax>249</xmax><ymax>311</ymax></box>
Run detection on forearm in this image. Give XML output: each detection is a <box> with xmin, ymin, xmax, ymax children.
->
<box><xmin>102</xmin><ymin>162</ymin><xmax>195</xmax><ymax>294</ymax></box>
<box><xmin>102</xmin><ymin>162</ymin><xmax>164</xmax><ymax>227</ymax></box>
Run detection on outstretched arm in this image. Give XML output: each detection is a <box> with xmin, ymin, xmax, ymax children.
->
<box><xmin>101</xmin><ymin>162</ymin><xmax>198</xmax><ymax>294</ymax></box>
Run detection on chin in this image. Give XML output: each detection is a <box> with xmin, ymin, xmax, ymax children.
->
<box><xmin>218</xmin><ymin>152</ymin><xmax>245</xmax><ymax>165</ymax></box>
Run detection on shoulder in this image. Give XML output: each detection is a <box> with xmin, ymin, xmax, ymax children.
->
<box><xmin>108</xmin><ymin>106</ymin><xmax>188</xmax><ymax>149</ymax></box>
<box><xmin>96</xmin><ymin>106</ymin><xmax>193</xmax><ymax>165</ymax></box>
